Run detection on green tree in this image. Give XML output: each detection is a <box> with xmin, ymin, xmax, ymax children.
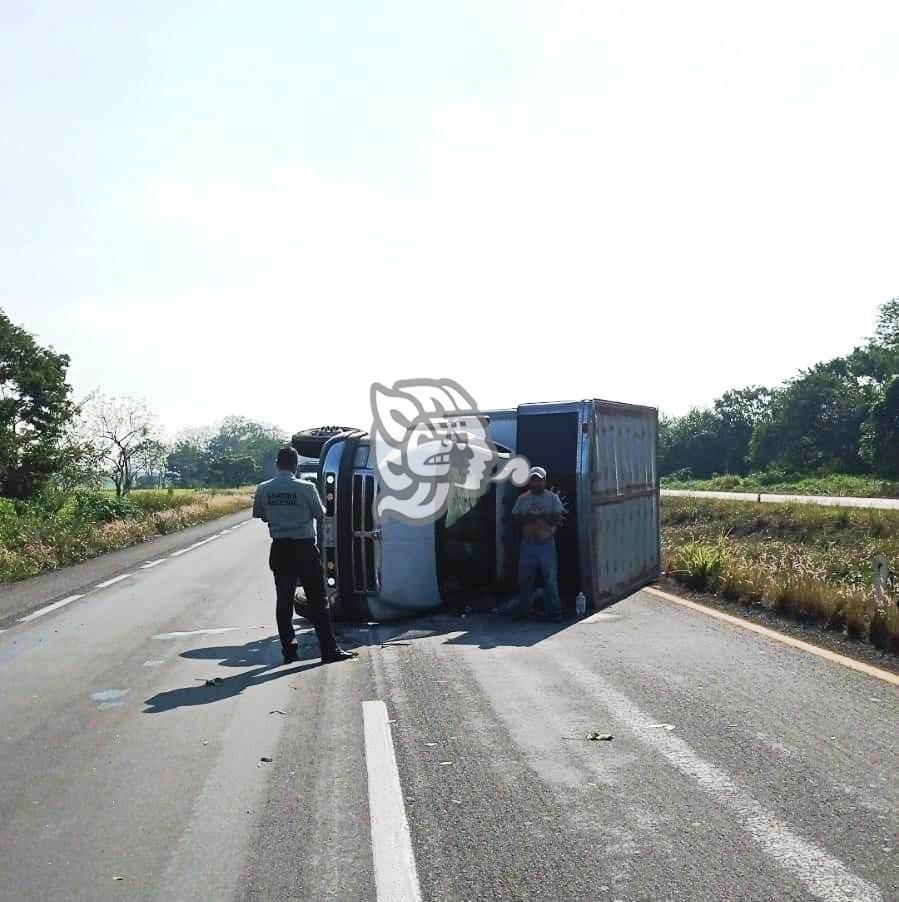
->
<box><xmin>0</xmin><ymin>310</ymin><xmax>75</xmax><ymax>499</ymax></box>
<box><xmin>842</xmin><ymin>298</ymin><xmax>899</xmax><ymax>386</ymax></box>
<box><xmin>166</xmin><ymin>418</ymin><xmax>286</xmax><ymax>487</ymax></box>
<box><xmin>658</xmin><ymin>387</ymin><xmax>772</xmax><ymax>478</ymax></box>
<box><xmin>658</xmin><ymin>408</ymin><xmax>728</xmax><ymax>478</ymax></box>
<box><xmin>166</xmin><ymin>439</ymin><xmax>210</xmax><ymax>488</ymax></box>
<box><xmin>712</xmin><ymin>386</ymin><xmax>772</xmax><ymax>474</ymax></box>
<box><xmin>207</xmin><ymin>454</ymin><xmax>258</xmax><ymax>488</ymax></box>
<box><xmin>750</xmin><ymin>371</ymin><xmax>870</xmax><ymax>474</ymax></box>
<box><xmin>860</xmin><ymin>376</ymin><xmax>899</xmax><ymax>477</ymax></box>
<box><xmin>872</xmin><ymin>297</ymin><xmax>899</xmax><ymax>350</ymax></box>
<box><xmin>206</xmin><ymin>416</ymin><xmax>285</xmax><ymax>481</ymax></box>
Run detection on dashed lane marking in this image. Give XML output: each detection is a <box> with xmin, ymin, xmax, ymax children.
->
<box><xmin>562</xmin><ymin>659</ymin><xmax>884</xmax><ymax>902</ymax></box>
<box><xmin>139</xmin><ymin>559</ymin><xmax>166</xmax><ymax>569</ymax></box>
<box><xmin>362</xmin><ymin>700</ymin><xmax>423</xmax><ymax>902</ymax></box>
<box><xmin>168</xmin><ymin>533</ymin><xmax>224</xmax><ymax>557</ymax></box>
<box><xmin>94</xmin><ymin>573</ymin><xmax>133</xmax><ymax>589</ymax></box>
<box><xmin>9</xmin><ymin>519</ymin><xmax>253</xmax><ymax>631</ymax></box>
<box><xmin>17</xmin><ymin>594</ymin><xmax>86</xmax><ymax>623</ymax></box>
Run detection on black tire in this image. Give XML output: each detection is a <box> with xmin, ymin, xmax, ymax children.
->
<box><xmin>291</xmin><ymin>425</ymin><xmax>356</xmax><ymax>459</ymax></box>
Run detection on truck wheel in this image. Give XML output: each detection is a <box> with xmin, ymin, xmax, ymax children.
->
<box><xmin>291</xmin><ymin>425</ymin><xmax>356</xmax><ymax>459</ymax></box>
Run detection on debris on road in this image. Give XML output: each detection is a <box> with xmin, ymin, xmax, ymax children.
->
<box><xmin>269</xmin><ymin>710</ymin><xmax>287</xmax><ymax>716</ymax></box>
<box><xmin>204</xmin><ymin>678</ymin><xmax>224</xmax><ymax>687</ymax></box>
<box><xmin>259</xmin><ymin>756</ymin><xmax>274</xmax><ymax>764</ymax></box>
<box><xmin>562</xmin><ymin>731</ymin><xmax>615</xmax><ymax>742</ymax></box>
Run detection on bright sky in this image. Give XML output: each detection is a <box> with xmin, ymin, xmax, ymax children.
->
<box><xmin>3</xmin><ymin>1</ymin><xmax>897</xmax><ymax>437</ymax></box>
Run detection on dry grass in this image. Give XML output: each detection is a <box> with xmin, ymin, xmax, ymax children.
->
<box><xmin>663</xmin><ymin>499</ymin><xmax>899</xmax><ymax>654</ymax></box>
<box><xmin>0</xmin><ymin>492</ymin><xmax>252</xmax><ymax>583</ymax></box>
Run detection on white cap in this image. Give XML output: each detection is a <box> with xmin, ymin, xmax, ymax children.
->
<box><xmin>528</xmin><ymin>466</ymin><xmax>546</xmax><ymax>480</ymax></box>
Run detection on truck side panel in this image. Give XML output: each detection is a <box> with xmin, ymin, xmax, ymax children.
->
<box><xmin>588</xmin><ymin>402</ymin><xmax>660</xmax><ymax>605</ymax></box>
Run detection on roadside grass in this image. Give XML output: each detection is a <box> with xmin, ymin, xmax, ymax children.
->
<box><xmin>0</xmin><ymin>488</ymin><xmax>253</xmax><ymax>584</ymax></box>
<box><xmin>662</xmin><ymin>497</ymin><xmax>899</xmax><ymax>653</ymax></box>
<box><xmin>661</xmin><ymin>472</ymin><xmax>899</xmax><ymax>499</ymax></box>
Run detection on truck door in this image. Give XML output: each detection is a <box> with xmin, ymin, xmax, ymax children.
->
<box><xmin>587</xmin><ymin>402</ymin><xmax>661</xmax><ymax>605</ymax></box>
<box><xmin>514</xmin><ymin>404</ymin><xmax>584</xmax><ymax>600</ymax></box>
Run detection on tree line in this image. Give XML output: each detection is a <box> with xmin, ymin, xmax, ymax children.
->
<box><xmin>0</xmin><ymin>309</ymin><xmax>288</xmax><ymax>500</ymax></box>
<box><xmin>660</xmin><ymin>299</ymin><xmax>899</xmax><ymax>479</ymax></box>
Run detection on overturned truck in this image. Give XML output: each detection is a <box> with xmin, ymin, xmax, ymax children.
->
<box><xmin>292</xmin><ymin>399</ymin><xmax>660</xmax><ymax>622</ymax></box>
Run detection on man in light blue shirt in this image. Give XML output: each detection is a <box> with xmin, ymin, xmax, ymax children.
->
<box><xmin>253</xmin><ymin>447</ymin><xmax>356</xmax><ymax>664</ymax></box>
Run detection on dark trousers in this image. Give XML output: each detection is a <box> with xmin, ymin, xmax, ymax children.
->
<box><xmin>269</xmin><ymin>539</ymin><xmax>339</xmax><ymax>657</ymax></box>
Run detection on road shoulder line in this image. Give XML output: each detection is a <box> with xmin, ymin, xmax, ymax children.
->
<box><xmin>643</xmin><ymin>586</ymin><xmax>899</xmax><ymax>687</ymax></box>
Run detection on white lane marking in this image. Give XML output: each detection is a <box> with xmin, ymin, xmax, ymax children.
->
<box><xmin>561</xmin><ymin>660</ymin><xmax>883</xmax><ymax>902</ymax></box>
<box><xmin>152</xmin><ymin>627</ymin><xmax>240</xmax><ymax>640</ymax></box>
<box><xmin>95</xmin><ymin>573</ymin><xmax>132</xmax><ymax>589</ymax></box>
<box><xmin>139</xmin><ymin>559</ymin><xmax>166</xmax><ymax>569</ymax></box>
<box><xmin>168</xmin><ymin>533</ymin><xmax>224</xmax><ymax>557</ymax></box>
<box><xmin>8</xmin><ymin>519</ymin><xmax>250</xmax><ymax>630</ymax></box>
<box><xmin>362</xmin><ymin>700</ymin><xmax>423</xmax><ymax>902</ymax></box>
<box><xmin>7</xmin><ymin>518</ymin><xmax>250</xmax><ymax>631</ymax></box>
<box><xmin>169</xmin><ymin>541</ymin><xmax>206</xmax><ymax>558</ymax></box>
<box><xmin>17</xmin><ymin>594</ymin><xmax>85</xmax><ymax>623</ymax></box>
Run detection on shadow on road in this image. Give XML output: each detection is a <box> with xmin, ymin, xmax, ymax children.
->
<box><xmin>349</xmin><ymin>611</ymin><xmax>571</xmax><ymax>651</ymax></box>
<box><xmin>142</xmin><ymin>635</ymin><xmax>322</xmax><ymax>714</ymax></box>
<box><xmin>143</xmin><ymin>607</ymin><xmax>585</xmax><ymax>714</ymax></box>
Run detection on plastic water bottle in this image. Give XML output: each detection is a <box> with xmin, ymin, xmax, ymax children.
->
<box><xmin>575</xmin><ymin>591</ymin><xmax>587</xmax><ymax>617</ymax></box>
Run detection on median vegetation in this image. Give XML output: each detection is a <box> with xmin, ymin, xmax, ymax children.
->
<box><xmin>661</xmin><ymin>472</ymin><xmax>899</xmax><ymax>499</ymax></box>
<box><xmin>662</xmin><ymin>497</ymin><xmax>899</xmax><ymax>654</ymax></box>
<box><xmin>0</xmin><ymin>488</ymin><xmax>252</xmax><ymax>584</ymax></box>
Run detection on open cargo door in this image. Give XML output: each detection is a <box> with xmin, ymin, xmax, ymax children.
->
<box><xmin>587</xmin><ymin>401</ymin><xmax>660</xmax><ymax>606</ymax></box>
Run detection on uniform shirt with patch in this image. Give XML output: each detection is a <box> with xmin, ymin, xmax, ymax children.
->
<box><xmin>253</xmin><ymin>471</ymin><xmax>325</xmax><ymax>540</ymax></box>
<box><xmin>512</xmin><ymin>490</ymin><xmax>563</xmax><ymax>533</ymax></box>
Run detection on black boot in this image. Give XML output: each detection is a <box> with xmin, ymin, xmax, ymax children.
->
<box><xmin>321</xmin><ymin>647</ymin><xmax>358</xmax><ymax>664</ymax></box>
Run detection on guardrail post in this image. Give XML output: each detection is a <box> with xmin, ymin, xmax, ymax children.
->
<box><xmin>873</xmin><ymin>555</ymin><xmax>890</xmax><ymax>603</ymax></box>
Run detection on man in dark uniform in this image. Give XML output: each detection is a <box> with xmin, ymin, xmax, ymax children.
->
<box><xmin>253</xmin><ymin>446</ymin><xmax>357</xmax><ymax>665</ymax></box>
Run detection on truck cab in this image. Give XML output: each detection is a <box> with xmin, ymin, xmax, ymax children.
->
<box><xmin>316</xmin><ymin>430</ymin><xmax>514</xmax><ymax>621</ymax></box>
<box><xmin>305</xmin><ymin>399</ymin><xmax>660</xmax><ymax>622</ymax></box>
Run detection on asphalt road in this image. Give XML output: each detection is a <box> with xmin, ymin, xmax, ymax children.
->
<box><xmin>662</xmin><ymin>489</ymin><xmax>899</xmax><ymax>510</ymax></box>
<box><xmin>1</xmin><ymin>518</ymin><xmax>896</xmax><ymax>902</ymax></box>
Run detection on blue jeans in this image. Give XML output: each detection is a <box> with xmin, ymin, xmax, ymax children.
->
<box><xmin>517</xmin><ymin>538</ymin><xmax>561</xmax><ymax>617</ymax></box>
